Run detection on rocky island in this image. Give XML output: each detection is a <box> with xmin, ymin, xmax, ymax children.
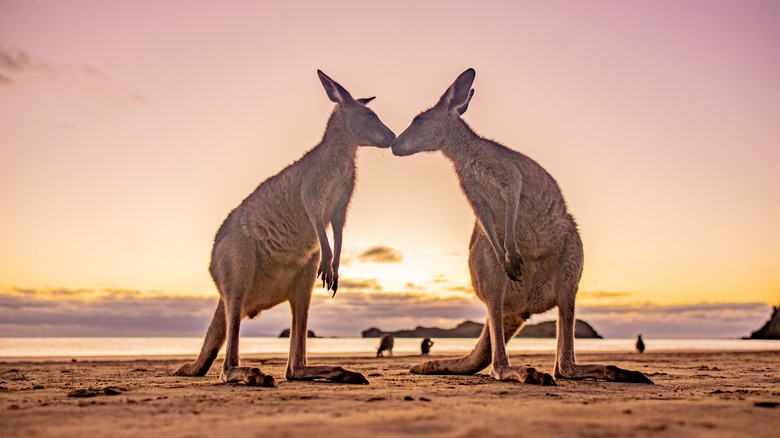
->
<box><xmin>748</xmin><ymin>306</ymin><xmax>780</xmax><ymax>339</ymax></box>
<box><xmin>362</xmin><ymin>319</ymin><xmax>602</xmax><ymax>339</ymax></box>
<box><xmin>278</xmin><ymin>328</ymin><xmax>317</xmax><ymax>338</ymax></box>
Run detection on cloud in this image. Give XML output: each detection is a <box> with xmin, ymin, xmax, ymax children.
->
<box><xmin>572</xmin><ymin>302</ymin><xmax>773</xmax><ymax>339</ymax></box>
<box><xmin>336</xmin><ymin>278</ymin><xmax>383</xmax><ymax>291</ymax></box>
<box><xmin>0</xmin><ymin>287</ymin><xmax>485</xmax><ymax>337</ymax></box>
<box><xmin>357</xmin><ymin>246</ymin><xmax>402</xmax><ymax>263</ymax></box>
<box><xmin>81</xmin><ymin>64</ymin><xmax>109</xmax><ymax>80</ymax></box>
<box><xmin>0</xmin><ymin>287</ymin><xmax>774</xmax><ymax>339</ymax></box>
<box><xmin>0</xmin><ymin>48</ymin><xmax>34</xmax><ymax>71</ymax></box>
<box><xmin>0</xmin><ymin>46</ymin><xmax>147</xmax><ymax>109</ymax></box>
<box><xmin>431</xmin><ymin>274</ymin><xmax>447</xmax><ymax>283</ymax></box>
<box><xmin>578</xmin><ymin>290</ymin><xmax>633</xmax><ymax>300</ymax></box>
<box><xmin>447</xmin><ymin>285</ymin><xmax>474</xmax><ymax>294</ymax></box>
<box><xmin>0</xmin><ymin>47</ymin><xmax>37</xmax><ymax>86</ymax></box>
<box><xmin>302</xmin><ymin>291</ymin><xmax>487</xmax><ymax>336</ymax></box>
<box><xmin>0</xmin><ymin>288</ymin><xmax>216</xmax><ymax>337</ymax></box>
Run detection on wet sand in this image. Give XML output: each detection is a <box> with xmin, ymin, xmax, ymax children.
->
<box><xmin>1</xmin><ymin>350</ymin><xmax>779</xmax><ymax>437</ymax></box>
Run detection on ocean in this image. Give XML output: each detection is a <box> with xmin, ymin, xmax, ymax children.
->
<box><xmin>0</xmin><ymin>337</ymin><xmax>778</xmax><ymax>359</ymax></box>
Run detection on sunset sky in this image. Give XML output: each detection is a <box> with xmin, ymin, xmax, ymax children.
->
<box><xmin>1</xmin><ymin>0</ymin><xmax>778</xmax><ymax>338</ymax></box>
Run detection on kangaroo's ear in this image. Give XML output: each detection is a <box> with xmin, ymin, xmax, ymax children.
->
<box><xmin>436</xmin><ymin>68</ymin><xmax>476</xmax><ymax>115</ymax></box>
<box><xmin>453</xmin><ymin>89</ymin><xmax>474</xmax><ymax>115</ymax></box>
<box><xmin>318</xmin><ymin>70</ymin><xmax>354</xmax><ymax>106</ymax></box>
<box><xmin>356</xmin><ymin>96</ymin><xmax>376</xmax><ymax>106</ymax></box>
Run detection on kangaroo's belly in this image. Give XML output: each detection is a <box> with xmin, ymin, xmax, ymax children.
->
<box><xmin>241</xmin><ymin>247</ymin><xmax>320</xmax><ymax>319</ymax></box>
<box><xmin>216</xmin><ymin>209</ymin><xmax>322</xmax><ymax>319</ymax></box>
<box><xmin>468</xmin><ymin>226</ymin><xmax>563</xmax><ymax>316</ymax></box>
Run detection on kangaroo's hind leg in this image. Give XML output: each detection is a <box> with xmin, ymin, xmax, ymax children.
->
<box><xmin>174</xmin><ymin>299</ymin><xmax>226</xmax><ymax>377</ymax></box>
<box><xmin>285</xmin><ymin>255</ymin><xmax>368</xmax><ymax>384</ymax></box>
<box><xmin>410</xmin><ymin>311</ymin><xmax>531</xmax><ymax>375</ymax></box>
<box><xmin>212</xmin><ymin>235</ymin><xmax>276</xmax><ymax>387</ymax></box>
<box><xmin>553</xmin><ymin>235</ymin><xmax>653</xmax><ymax>384</ymax></box>
<box><xmin>483</xmin><ymin>288</ymin><xmax>555</xmax><ymax>385</ymax></box>
<box><xmin>465</xmin><ymin>227</ymin><xmax>554</xmax><ymax>385</ymax></box>
<box><xmin>410</xmin><ymin>320</ymin><xmax>492</xmax><ymax>375</ymax></box>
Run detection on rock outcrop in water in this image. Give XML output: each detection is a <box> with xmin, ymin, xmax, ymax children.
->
<box><xmin>362</xmin><ymin>319</ymin><xmax>602</xmax><ymax>339</ymax></box>
<box><xmin>748</xmin><ymin>306</ymin><xmax>780</xmax><ymax>340</ymax></box>
<box><xmin>278</xmin><ymin>328</ymin><xmax>317</xmax><ymax>338</ymax></box>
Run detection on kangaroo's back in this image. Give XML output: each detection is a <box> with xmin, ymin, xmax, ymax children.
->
<box><xmin>498</xmin><ymin>141</ymin><xmax>578</xmax><ymax>240</ymax></box>
<box><xmin>448</xmin><ymin>136</ymin><xmax>577</xmax><ymax>262</ymax></box>
<box><xmin>214</xmin><ymin>146</ymin><xmax>331</xmax><ymax>257</ymax></box>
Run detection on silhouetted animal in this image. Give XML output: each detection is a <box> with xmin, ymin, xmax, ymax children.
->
<box><xmin>174</xmin><ymin>71</ymin><xmax>395</xmax><ymax>386</ymax></box>
<box><xmin>391</xmin><ymin>69</ymin><xmax>652</xmax><ymax>385</ymax></box>
<box><xmin>377</xmin><ymin>334</ymin><xmax>394</xmax><ymax>357</ymax></box>
<box><xmin>421</xmin><ymin>338</ymin><xmax>434</xmax><ymax>356</ymax></box>
<box><xmin>635</xmin><ymin>335</ymin><xmax>645</xmax><ymax>353</ymax></box>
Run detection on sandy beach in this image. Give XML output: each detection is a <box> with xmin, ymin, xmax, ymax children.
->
<box><xmin>1</xmin><ymin>350</ymin><xmax>779</xmax><ymax>437</ymax></box>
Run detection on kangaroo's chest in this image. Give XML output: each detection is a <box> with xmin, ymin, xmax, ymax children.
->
<box><xmin>457</xmin><ymin>166</ymin><xmax>511</xmax><ymax>229</ymax></box>
<box><xmin>320</xmin><ymin>169</ymin><xmax>357</xmax><ymax>218</ymax></box>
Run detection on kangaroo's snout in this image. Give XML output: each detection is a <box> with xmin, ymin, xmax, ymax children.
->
<box><xmin>379</xmin><ymin>129</ymin><xmax>397</xmax><ymax>149</ymax></box>
<box><xmin>390</xmin><ymin>135</ymin><xmax>410</xmax><ymax>157</ymax></box>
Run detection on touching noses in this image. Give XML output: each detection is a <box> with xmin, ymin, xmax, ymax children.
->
<box><xmin>386</xmin><ymin>128</ymin><xmax>397</xmax><ymax>143</ymax></box>
<box><xmin>390</xmin><ymin>134</ymin><xmax>405</xmax><ymax>156</ymax></box>
<box><xmin>378</xmin><ymin>127</ymin><xmax>396</xmax><ymax>148</ymax></box>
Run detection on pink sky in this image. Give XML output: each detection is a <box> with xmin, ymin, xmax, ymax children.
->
<box><xmin>1</xmin><ymin>1</ymin><xmax>779</xmax><ymax>336</ymax></box>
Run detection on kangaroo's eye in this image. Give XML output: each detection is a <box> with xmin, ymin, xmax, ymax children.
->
<box><xmin>413</xmin><ymin>117</ymin><xmax>423</xmax><ymax>125</ymax></box>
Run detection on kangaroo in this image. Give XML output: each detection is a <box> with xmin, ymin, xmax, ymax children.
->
<box><xmin>391</xmin><ymin>69</ymin><xmax>652</xmax><ymax>385</ymax></box>
<box><xmin>421</xmin><ymin>338</ymin><xmax>434</xmax><ymax>356</ymax></box>
<box><xmin>376</xmin><ymin>334</ymin><xmax>394</xmax><ymax>357</ymax></box>
<box><xmin>174</xmin><ymin>70</ymin><xmax>395</xmax><ymax>386</ymax></box>
<box><xmin>635</xmin><ymin>334</ymin><xmax>646</xmax><ymax>353</ymax></box>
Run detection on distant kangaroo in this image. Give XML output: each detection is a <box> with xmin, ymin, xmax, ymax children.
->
<box><xmin>174</xmin><ymin>70</ymin><xmax>395</xmax><ymax>386</ymax></box>
<box><xmin>376</xmin><ymin>334</ymin><xmax>394</xmax><ymax>357</ymax></box>
<box><xmin>391</xmin><ymin>69</ymin><xmax>652</xmax><ymax>385</ymax></box>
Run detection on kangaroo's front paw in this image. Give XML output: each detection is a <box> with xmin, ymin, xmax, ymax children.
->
<box><xmin>331</xmin><ymin>274</ymin><xmax>339</xmax><ymax>297</ymax></box>
<box><xmin>317</xmin><ymin>263</ymin><xmax>334</xmax><ymax>290</ymax></box>
<box><xmin>503</xmin><ymin>252</ymin><xmax>524</xmax><ymax>281</ymax></box>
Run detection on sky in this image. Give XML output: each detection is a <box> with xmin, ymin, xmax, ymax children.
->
<box><xmin>1</xmin><ymin>0</ymin><xmax>779</xmax><ymax>338</ymax></box>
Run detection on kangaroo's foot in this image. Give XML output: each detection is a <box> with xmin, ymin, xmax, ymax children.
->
<box><xmin>221</xmin><ymin>366</ymin><xmax>277</xmax><ymax>387</ymax></box>
<box><xmin>410</xmin><ymin>357</ymin><xmax>488</xmax><ymax>375</ymax></box>
<box><xmin>490</xmin><ymin>365</ymin><xmax>557</xmax><ymax>385</ymax></box>
<box><xmin>174</xmin><ymin>361</ymin><xmax>210</xmax><ymax>377</ymax></box>
<box><xmin>555</xmin><ymin>363</ymin><xmax>653</xmax><ymax>384</ymax></box>
<box><xmin>286</xmin><ymin>365</ymin><xmax>369</xmax><ymax>385</ymax></box>
<box><xmin>410</xmin><ymin>360</ymin><xmax>459</xmax><ymax>375</ymax></box>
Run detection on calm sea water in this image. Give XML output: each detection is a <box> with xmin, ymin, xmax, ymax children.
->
<box><xmin>0</xmin><ymin>337</ymin><xmax>778</xmax><ymax>359</ymax></box>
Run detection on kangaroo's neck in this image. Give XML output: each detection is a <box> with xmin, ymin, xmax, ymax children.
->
<box><xmin>440</xmin><ymin>119</ymin><xmax>481</xmax><ymax>165</ymax></box>
<box><xmin>318</xmin><ymin>109</ymin><xmax>359</xmax><ymax>158</ymax></box>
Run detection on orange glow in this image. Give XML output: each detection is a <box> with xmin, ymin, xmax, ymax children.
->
<box><xmin>0</xmin><ymin>0</ymin><xmax>778</xmax><ymax>312</ymax></box>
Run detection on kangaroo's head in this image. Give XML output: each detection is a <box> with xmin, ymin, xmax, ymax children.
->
<box><xmin>391</xmin><ymin>68</ymin><xmax>475</xmax><ymax>157</ymax></box>
<box><xmin>317</xmin><ymin>70</ymin><xmax>396</xmax><ymax>148</ymax></box>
